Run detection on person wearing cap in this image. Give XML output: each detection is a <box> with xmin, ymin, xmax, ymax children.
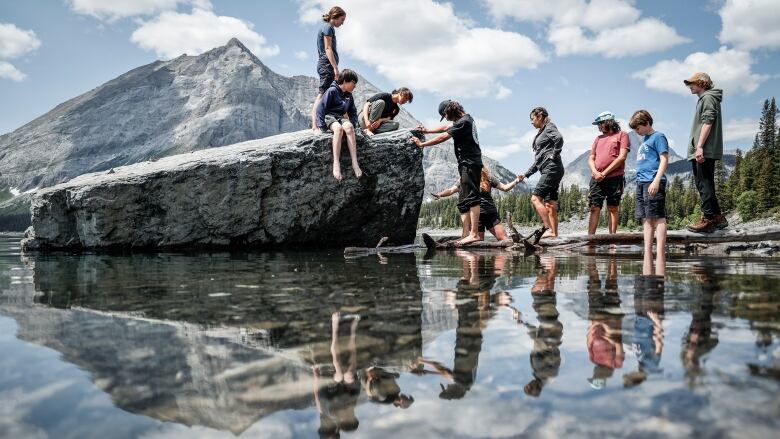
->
<box><xmin>413</xmin><ymin>100</ymin><xmax>485</xmax><ymax>246</ymax></box>
<box><xmin>358</xmin><ymin>88</ymin><xmax>413</xmax><ymax>136</ymax></box>
<box><xmin>517</xmin><ymin>107</ymin><xmax>565</xmax><ymax>238</ymax></box>
<box><xmin>587</xmin><ymin>111</ymin><xmax>630</xmax><ymax>235</ymax></box>
<box><xmin>684</xmin><ymin>72</ymin><xmax>726</xmax><ymax>233</ymax></box>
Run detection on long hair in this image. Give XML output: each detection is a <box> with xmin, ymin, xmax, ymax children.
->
<box><xmin>322</xmin><ymin>6</ymin><xmax>346</xmax><ymax>22</ymax></box>
<box><xmin>480</xmin><ymin>167</ymin><xmax>491</xmax><ymax>193</ymax></box>
<box><xmin>530</xmin><ymin>107</ymin><xmax>550</xmax><ymax>125</ymax></box>
<box><xmin>600</xmin><ymin>119</ymin><xmax>621</xmax><ymax>134</ymax></box>
<box><xmin>444</xmin><ymin>101</ymin><xmax>465</xmax><ymax>121</ymax></box>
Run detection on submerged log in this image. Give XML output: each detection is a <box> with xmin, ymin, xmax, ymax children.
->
<box><xmin>541</xmin><ymin>225</ymin><xmax>780</xmax><ymax>247</ymax></box>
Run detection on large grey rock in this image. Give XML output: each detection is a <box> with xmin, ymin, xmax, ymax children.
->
<box><xmin>22</xmin><ymin>129</ymin><xmax>424</xmax><ymax>250</ymax></box>
<box><xmin>0</xmin><ymin>38</ymin><xmax>521</xmax><ymax>231</ymax></box>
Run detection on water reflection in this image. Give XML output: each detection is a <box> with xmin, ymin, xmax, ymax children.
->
<box><xmin>1</xmin><ymin>234</ymin><xmax>780</xmax><ymax>438</ymax></box>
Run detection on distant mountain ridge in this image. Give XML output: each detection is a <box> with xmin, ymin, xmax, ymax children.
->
<box><xmin>0</xmin><ymin>38</ymin><xmax>522</xmax><ymax>198</ymax></box>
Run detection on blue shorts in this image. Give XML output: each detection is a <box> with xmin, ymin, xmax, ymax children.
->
<box><xmin>635</xmin><ymin>181</ymin><xmax>666</xmax><ymax>219</ymax></box>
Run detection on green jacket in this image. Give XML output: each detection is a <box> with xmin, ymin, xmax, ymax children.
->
<box><xmin>688</xmin><ymin>89</ymin><xmax>723</xmax><ymax>161</ymax></box>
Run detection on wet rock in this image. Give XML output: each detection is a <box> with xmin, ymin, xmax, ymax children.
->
<box><xmin>22</xmin><ymin>129</ymin><xmax>424</xmax><ymax>250</ymax></box>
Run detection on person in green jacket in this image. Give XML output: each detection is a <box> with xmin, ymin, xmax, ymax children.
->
<box><xmin>684</xmin><ymin>72</ymin><xmax>727</xmax><ymax>233</ymax></box>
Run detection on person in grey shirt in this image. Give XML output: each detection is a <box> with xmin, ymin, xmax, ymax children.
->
<box><xmin>518</xmin><ymin>107</ymin><xmax>565</xmax><ymax>238</ymax></box>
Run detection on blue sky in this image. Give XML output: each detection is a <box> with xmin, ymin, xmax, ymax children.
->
<box><xmin>1</xmin><ymin>0</ymin><xmax>778</xmax><ymax>173</ymax></box>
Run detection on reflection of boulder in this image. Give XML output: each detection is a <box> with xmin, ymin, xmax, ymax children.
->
<box><xmin>23</xmin><ymin>129</ymin><xmax>423</xmax><ymax>251</ymax></box>
<box><xmin>0</xmin><ymin>251</ymin><xmax>425</xmax><ymax>434</ymax></box>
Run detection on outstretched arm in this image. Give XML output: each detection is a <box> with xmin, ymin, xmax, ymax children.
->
<box><xmin>433</xmin><ymin>184</ymin><xmax>460</xmax><ymax>198</ymax></box>
<box><xmin>418</xmin><ymin>124</ymin><xmax>451</xmax><ymax>134</ymax></box>
<box><xmin>495</xmin><ymin>178</ymin><xmax>520</xmax><ymax>192</ymax></box>
<box><xmin>412</xmin><ymin>132</ymin><xmax>452</xmax><ymax>148</ymax></box>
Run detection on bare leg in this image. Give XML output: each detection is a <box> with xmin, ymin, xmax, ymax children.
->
<box><xmin>460</xmin><ymin>212</ymin><xmax>471</xmax><ymax>239</ymax></box>
<box><xmin>311</xmin><ymin>93</ymin><xmax>323</xmax><ymax>131</ymax></box>
<box><xmin>531</xmin><ymin>195</ymin><xmax>552</xmax><ymax>229</ymax></box>
<box><xmin>342</xmin><ymin>121</ymin><xmax>362</xmax><ymax>179</ymax></box>
<box><xmin>330</xmin><ymin>312</ymin><xmax>344</xmax><ymax>382</ymax></box>
<box><xmin>588</xmin><ymin>206</ymin><xmax>601</xmax><ymax>235</ymax></box>
<box><xmin>330</xmin><ymin>122</ymin><xmax>343</xmax><ymax>181</ymax></box>
<box><xmin>490</xmin><ymin>224</ymin><xmax>509</xmax><ymax>241</ymax></box>
<box><xmin>655</xmin><ymin>219</ymin><xmax>667</xmax><ymax>276</ymax></box>
<box><xmin>607</xmin><ymin>206</ymin><xmax>619</xmax><ymax>234</ymax></box>
<box><xmin>545</xmin><ymin>201</ymin><xmax>559</xmax><ymax>237</ymax></box>
<box><xmin>642</xmin><ymin>219</ymin><xmax>654</xmax><ymax>276</ymax></box>
<box><xmin>458</xmin><ymin>205</ymin><xmax>483</xmax><ymax>245</ymax></box>
<box><xmin>344</xmin><ymin>315</ymin><xmax>360</xmax><ymax>384</ymax></box>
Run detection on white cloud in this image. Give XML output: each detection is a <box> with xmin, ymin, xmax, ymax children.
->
<box><xmin>0</xmin><ymin>23</ymin><xmax>41</xmax><ymax>59</ymax></box>
<box><xmin>474</xmin><ymin>117</ymin><xmax>495</xmax><ymax>129</ymax></box>
<box><xmin>294</xmin><ymin>50</ymin><xmax>308</xmax><ymax>60</ymax></box>
<box><xmin>483</xmin><ymin>0</ymin><xmax>688</xmax><ymax>58</ymax></box>
<box><xmin>299</xmin><ymin>0</ymin><xmax>547</xmax><ymax>97</ymax></box>
<box><xmin>495</xmin><ymin>84</ymin><xmax>512</xmax><ymax>100</ymax></box>
<box><xmin>719</xmin><ymin>0</ymin><xmax>780</xmax><ymax>51</ymax></box>
<box><xmin>67</xmin><ymin>0</ymin><xmax>186</xmax><ymax>21</ymax></box>
<box><xmin>632</xmin><ymin>46</ymin><xmax>769</xmax><ymax>95</ymax></box>
<box><xmin>482</xmin><ymin>122</ymin><xmax>600</xmax><ymax>165</ymax></box>
<box><xmin>130</xmin><ymin>8</ymin><xmax>279</xmax><ymax>59</ymax></box>
<box><xmin>723</xmin><ymin>118</ymin><xmax>759</xmax><ymax>142</ymax></box>
<box><xmin>0</xmin><ymin>61</ymin><xmax>26</xmax><ymax>81</ymax></box>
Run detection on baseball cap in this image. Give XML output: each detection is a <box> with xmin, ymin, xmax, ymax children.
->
<box><xmin>684</xmin><ymin>72</ymin><xmax>712</xmax><ymax>86</ymax></box>
<box><xmin>592</xmin><ymin>111</ymin><xmax>615</xmax><ymax>125</ymax></box>
<box><xmin>438</xmin><ymin>99</ymin><xmax>452</xmax><ymax>121</ymax></box>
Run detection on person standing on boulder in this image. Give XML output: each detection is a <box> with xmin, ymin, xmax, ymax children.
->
<box><xmin>316</xmin><ymin>69</ymin><xmax>361</xmax><ymax>181</ymax></box>
<box><xmin>359</xmin><ymin>88</ymin><xmax>413</xmax><ymax>136</ymax></box>
<box><xmin>684</xmin><ymin>72</ymin><xmax>726</xmax><ymax>233</ymax></box>
<box><xmin>311</xmin><ymin>6</ymin><xmax>346</xmax><ymax>132</ymax></box>
<box><xmin>587</xmin><ymin>111</ymin><xmax>630</xmax><ymax>235</ymax></box>
<box><xmin>517</xmin><ymin>107</ymin><xmax>565</xmax><ymax>238</ymax></box>
<box><xmin>413</xmin><ymin>100</ymin><xmax>483</xmax><ymax>246</ymax></box>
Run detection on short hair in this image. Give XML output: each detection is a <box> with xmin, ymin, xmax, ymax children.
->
<box><xmin>337</xmin><ymin>69</ymin><xmax>358</xmax><ymax>84</ymax></box>
<box><xmin>599</xmin><ymin>119</ymin><xmax>621</xmax><ymax>134</ymax></box>
<box><xmin>444</xmin><ymin>101</ymin><xmax>465</xmax><ymax>121</ymax></box>
<box><xmin>530</xmin><ymin>107</ymin><xmax>548</xmax><ymax>119</ymax></box>
<box><xmin>393</xmin><ymin>87</ymin><xmax>413</xmax><ymax>103</ymax></box>
<box><xmin>629</xmin><ymin>110</ymin><xmax>654</xmax><ymax>129</ymax></box>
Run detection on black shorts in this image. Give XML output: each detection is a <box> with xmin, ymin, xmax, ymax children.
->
<box><xmin>533</xmin><ymin>170</ymin><xmax>564</xmax><ymax>202</ymax></box>
<box><xmin>635</xmin><ymin>181</ymin><xmax>666</xmax><ymax>219</ymax></box>
<box><xmin>589</xmin><ymin>175</ymin><xmax>625</xmax><ymax>207</ymax></box>
<box><xmin>478</xmin><ymin>208</ymin><xmax>501</xmax><ymax>232</ymax></box>
<box><xmin>457</xmin><ymin>163</ymin><xmax>482</xmax><ymax>214</ymax></box>
<box><xmin>317</xmin><ymin>62</ymin><xmax>335</xmax><ymax>94</ymax></box>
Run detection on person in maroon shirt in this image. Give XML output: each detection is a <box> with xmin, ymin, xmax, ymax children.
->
<box><xmin>587</xmin><ymin>111</ymin><xmax>630</xmax><ymax>234</ymax></box>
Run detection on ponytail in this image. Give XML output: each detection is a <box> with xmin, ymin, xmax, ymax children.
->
<box><xmin>322</xmin><ymin>6</ymin><xmax>346</xmax><ymax>22</ymax></box>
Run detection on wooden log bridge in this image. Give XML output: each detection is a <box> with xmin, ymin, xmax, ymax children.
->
<box><xmin>541</xmin><ymin>225</ymin><xmax>780</xmax><ymax>247</ymax></box>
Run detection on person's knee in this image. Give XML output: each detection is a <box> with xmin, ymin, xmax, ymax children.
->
<box><xmin>590</xmin><ymin>205</ymin><xmax>601</xmax><ymax>213</ymax></box>
<box><xmin>342</xmin><ymin>122</ymin><xmax>355</xmax><ymax>133</ymax></box>
<box><xmin>607</xmin><ymin>205</ymin><xmax>619</xmax><ymax>213</ymax></box>
<box><xmin>331</xmin><ymin>123</ymin><xmax>343</xmax><ymax>133</ymax></box>
<box><xmin>531</xmin><ymin>195</ymin><xmax>543</xmax><ymax>204</ymax></box>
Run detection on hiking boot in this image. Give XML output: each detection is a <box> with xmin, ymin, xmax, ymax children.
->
<box><xmin>713</xmin><ymin>214</ymin><xmax>728</xmax><ymax>230</ymax></box>
<box><xmin>687</xmin><ymin>216</ymin><xmax>716</xmax><ymax>233</ymax></box>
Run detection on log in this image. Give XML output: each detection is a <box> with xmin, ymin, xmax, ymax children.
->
<box><xmin>421</xmin><ymin>233</ymin><xmax>514</xmax><ymax>249</ymax></box>
<box><xmin>540</xmin><ymin>225</ymin><xmax>780</xmax><ymax>247</ymax></box>
<box><xmin>343</xmin><ymin>244</ymin><xmax>422</xmax><ymax>255</ymax></box>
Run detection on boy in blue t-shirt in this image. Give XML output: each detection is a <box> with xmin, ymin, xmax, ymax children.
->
<box><xmin>630</xmin><ymin>110</ymin><xmax>669</xmax><ymax>276</ymax></box>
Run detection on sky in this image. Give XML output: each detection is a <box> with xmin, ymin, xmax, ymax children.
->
<box><xmin>1</xmin><ymin>0</ymin><xmax>778</xmax><ymax>174</ymax></box>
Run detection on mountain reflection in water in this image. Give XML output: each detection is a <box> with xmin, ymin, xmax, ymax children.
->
<box><xmin>1</xmin><ymin>234</ymin><xmax>779</xmax><ymax>438</ymax></box>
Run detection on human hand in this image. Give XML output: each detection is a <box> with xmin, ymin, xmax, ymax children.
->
<box><xmin>369</xmin><ymin>120</ymin><xmax>382</xmax><ymax>131</ymax></box>
<box><xmin>517</xmin><ymin>174</ymin><xmax>526</xmax><ymax>182</ymax></box>
<box><xmin>430</xmin><ymin>192</ymin><xmax>441</xmax><ymax>199</ymax></box>
<box><xmin>695</xmin><ymin>147</ymin><xmax>705</xmax><ymax>163</ymax></box>
<box><xmin>648</xmin><ymin>181</ymin><xmax>660</xmax><ymax>195</ymax></box>
<box><xmin>594</xmin><ymin>171</ymin><xmax>605</xmax><ymax>182</ymax></box>
<box><xmin>412</xmin><ymin>137</ymin><xmax>424</xmax><ymax>148</ymax></box>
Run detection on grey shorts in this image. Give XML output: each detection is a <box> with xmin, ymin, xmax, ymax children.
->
<box><xmin>324</xmin><ymin>115</ymin><xmax>353</xmax><ymax>131</ymax></box>
<box><xmin>635</xmin><ymin>181</ymin><xmax>666</xmax><ymax>219</ymax></box>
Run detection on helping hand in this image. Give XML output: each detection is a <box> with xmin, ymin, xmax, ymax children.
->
<box><xmin>516</xmin><ymin>174</ymin><xmax>525</xmax><ymax>182</ymax></box>
<box><xmin>412</xmin><ymin>137</ymin><xmax>424</xmax><ymax>148</ymax></box>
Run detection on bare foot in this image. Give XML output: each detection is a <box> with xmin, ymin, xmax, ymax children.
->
<box><xmin>457</xmin><ymin>235</ymin><xmax>483</xmax><ymax>246</ymax></box>
<box><xmin>312</xmin><ymin>127</ymin><xmax>322</xmax><ymax>134</ymax></box>
<box><xmin>365</xmin><ymin>130</ymin><xmax>375</xmax><ymax>137</ymax></box>
<box><xmin>333</xmin><ymin>166</ymin><xmax>343</xmax><ymax>182</ymax></box>
<box><xmin>541</xmin><ymin>230</ymin><xmax>556</xmax><ymax>238</ymax></box>
<box><xmin>352</xmin><ymin>166</ymin><xmax>363</xmax><ymax>180</ymax></box>
<box><xmin>332</xmin><ymin>311</ymin><xmax>341</xmax><ymax>326</ymax></box>
<box><xmin>350</xmin><ymin>315</ymin><xmax>360</xmax><ymax>331</ymax></box>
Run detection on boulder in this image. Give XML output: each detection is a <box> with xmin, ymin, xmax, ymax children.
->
<box><xmin>22</xmin><ymin>129</ymin><xmax>424</xmax><ymax>250</ymax></box>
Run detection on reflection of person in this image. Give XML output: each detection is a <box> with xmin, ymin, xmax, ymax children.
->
<box><xmin>517</xmin><ymin>107</ymin><xmax>564</xmax><ymax>238</ymax></box>
<box><xmin>313</xmin><ymin>312</ymin><xmax>412</xmax><ymax>437</ymax></box>
<box><xmin>587</xmin><ymin>111</ymin><xmax>630</xmax><ymax>235</ymax></box>
<box><xmin>414</xmin><ymin>101</ymin><xmax>484</xmax><ymax>246</ymax></box>
<box><xmin>432</xmin><ymin>167</ymin><xmax>521</xmax><ymax>241</ymax></box>
<box><xmin>410</xmin><ymin>251</ymin><xmax>500</xmax><ymax>399</ymax></box>
<box><xmin>586</xmin><ymin>258</ymin><xmax>624</xmax><ymax>390</ymax></box>
<box><xmin>524</xmin><ymin>256</ymin><xmax>562</xmax><ymax>397</ymax></box>
<box><xmin>681</xmin><ymin>265</ymin><xmax>720</xmax><ymax>385</ymax></box>
<box><xmin>624</xmin><ymin>276</ymin><xmax>665</xmax><ymax>388</ymax></box>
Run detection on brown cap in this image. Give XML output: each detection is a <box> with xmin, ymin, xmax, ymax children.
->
<box><xmin>684</xmin><ymin>72</ymin><xmax>713</xmax><ymax>88</ymax></box>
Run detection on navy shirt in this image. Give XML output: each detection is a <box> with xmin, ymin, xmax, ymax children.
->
<box><xmin>447</xmin><ymin>114</ymin><xmax>483</xmax><ymax>167</ymax></box>
<box><xmin>636</xmin><ymin>131</ymin><xmax>669</xmax><ymax>183</ymax></box>
<box><xmin>316</xmin><ymin>81</ymin><xmax>358</xmax><ymax>130</ymax></box>
<box><xmin>317</xmin><ymin>23</ymin><xmax>338</xmax><ymax>65</ymax></box>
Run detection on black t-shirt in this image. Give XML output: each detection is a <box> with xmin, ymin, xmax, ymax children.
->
<box><xmin>366</xmin><ymin>92</ymin><xmax>399</xmax><ymax>119</ymax></box>
<box><xmin>447</xmin><ymin>114</ymin><xmax>483</xmax><ymax>166</ymax></box>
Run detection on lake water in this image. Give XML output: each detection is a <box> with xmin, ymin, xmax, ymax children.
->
<box><xmin>1</xmin><ymin>233</ymin><xmax>779</xmax><ymax>438</ymax></box>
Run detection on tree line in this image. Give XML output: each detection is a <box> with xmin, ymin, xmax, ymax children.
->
<box><xmin>419</xmin><ymin>97</ymin><xmax>779</xmax><ymax>231</ymax></box>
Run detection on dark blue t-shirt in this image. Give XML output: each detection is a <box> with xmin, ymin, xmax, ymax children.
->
<box><xmin>317</xmin><ymin>23</ymin><xmax>338</xmax><ymax>64</ymax></box>
<box><xmin>636</xmin><ymin>131</ymin><xmax>669</xmax><ymax>183</ymax></box>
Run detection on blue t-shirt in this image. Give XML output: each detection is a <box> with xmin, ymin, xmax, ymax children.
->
<box><xmin>317</xmin><ymin>23</ymin><xmax>338</xmax><ymax>64</ymax></box>
<box><xmin>636</xmin><ymin>131</ymin><xmax>669</xmax><ymax>183</ymax></box>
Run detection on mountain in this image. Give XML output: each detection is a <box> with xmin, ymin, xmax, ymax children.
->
<box><xmin>0</xmin><ymin>38</ymin><xmax>521</xmax><ymax>200</ymax></box>
<box><xmin>559</xmin><ymin>132</ymin><xmax>686</xmax><ymax>188</ymax></box>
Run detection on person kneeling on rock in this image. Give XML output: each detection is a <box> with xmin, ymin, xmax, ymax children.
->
<box><xmin>359</xmin><ymin>87</ymin><xmax>413</xmax><ymax>136</ymax></box>
<box><xmin>431</xmin><ymin>166</ymin><xmax>521</xmax><ymax>241</ymax></box>
<box><xmin>316</xmin><ymin>68</ymin><xmax>363</xmax><ymax>181</ymax></box>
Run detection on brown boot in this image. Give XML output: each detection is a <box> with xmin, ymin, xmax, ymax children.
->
<box><xmin>687</xmin><ymin>216</ymin><xmax>716</xmax><ymax>233</ymax></box>
<box><xmin>713</xmin><ymin>214</ymin><xmax>728</xmax><ymax>230</ymax></box>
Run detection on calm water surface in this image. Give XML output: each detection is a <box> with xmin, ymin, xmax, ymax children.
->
<box><xmin>1</xmin><ymin>233</ymin><xmax>779</xmax><ymax>438</ymax></box>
